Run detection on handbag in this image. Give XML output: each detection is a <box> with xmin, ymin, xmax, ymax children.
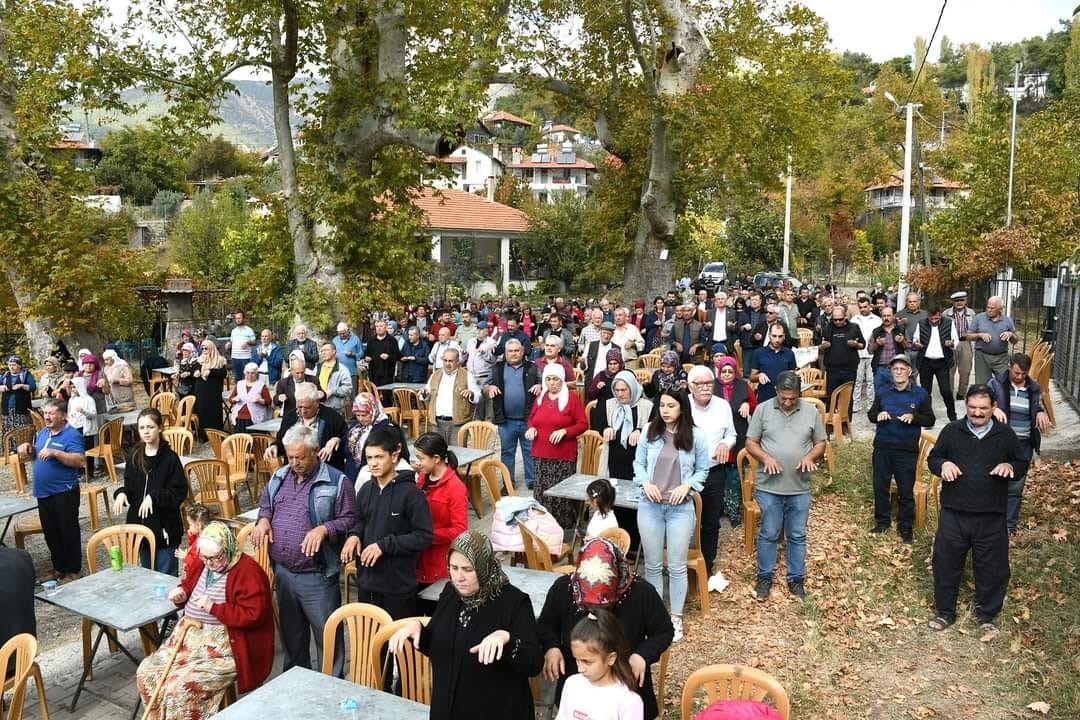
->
<box><xmin>490</xmin><ymin>500</ymin><xmax>564</xmax><ymax>555</ymax></box>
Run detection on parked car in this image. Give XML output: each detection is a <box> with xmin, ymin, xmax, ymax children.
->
<box><xmin>752</xmin><ymin>271</ymin><xmax>803</xmax><ymax>291</ymax></box>
<box><xmin>695</xmin><ymin>262</ymin><xmax>728</xmax><ymax>291</ymax></box>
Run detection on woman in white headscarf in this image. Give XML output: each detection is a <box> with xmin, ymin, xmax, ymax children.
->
<box><xmin>101</xmin><ymin>349</ymin><xmax>137</xmax><ymax>411</ymax></box>
<box><xmin>525</xmin><ymin>363</ymin><xmax>588</xmax><ymax>528</ymax></box>
<box><xmin>596</xmin><ymin>370</ymin><xmax>653</xmax><ymax>481</ymax></box>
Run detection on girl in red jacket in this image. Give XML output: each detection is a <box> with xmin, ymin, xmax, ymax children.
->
<box><xmin>414</xmin><ymin>432</ymin><xmax>469</xmax><ymax>614</ymax></box>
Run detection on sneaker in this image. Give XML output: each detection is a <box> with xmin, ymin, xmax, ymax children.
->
<box><xmin>670</xmin><ymin>614</ymin><xmax>683</xmax><ymax>642</ymax></box>
<box><xmin>788</xmin><ymin>580</ymin><xmax>806</xmax><ymax>599</ymax></box>
<box><xmin>978</xmin><ymin>622</ymin><xmax>999</xmax><ymax>642</ymax></box>
<box><xmin>754</xmin><ymin>577</ymin><xmax>772</xmax><ymax>601</ymax></box>
<box><xmin>870</xmin><ymin>524</ymin><xmax>890</xmax><ymax>534</ymax></box>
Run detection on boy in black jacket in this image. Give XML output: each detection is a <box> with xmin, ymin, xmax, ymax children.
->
<box><xmin>926</xmin><ymin>384</ymin><xmax>1028</xmax><ymax>639</ymax></box>
<box><xmin>341</xmin><ymin>426</ymin><xmax>433</xmax><ymax>624</ymax></box>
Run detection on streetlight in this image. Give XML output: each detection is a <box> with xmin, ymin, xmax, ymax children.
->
<box><xmin>883</xmin><ymin>91</ymin><xmax>921</xmax><ymax>298</ymax></box>
<box><xmin>782</xmin><ymin>153</ymin><xmax>792</xmax><ymax>276</ymax></box>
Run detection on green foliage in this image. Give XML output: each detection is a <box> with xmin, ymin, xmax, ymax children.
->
<box><xmin>219</xmin><ymin>205</ymin><xmax>294</xmax><ymax>322</ymax></box>
<box><xmin>851</xmin><ymin>229</ymin><xmax>873</xmax><ymax>272</ymax></box>
<box><xmin>1067</xmin><ymin>17</ymin><xmax>1080</xmax><ymax>93</ymax></box>
<box><xmin>169</xmin><ymin>185</ymin><xmax>252</xmax><ymax>282</ymax></box>
<box><xmin>151</xmin><ymin>189</ymin><xmax>185</xmax><ymax>218</ymax></box>
<box><xmin>724</xmin><ymin>204</ymin><xmax>785</xmax><ymax>273</ymax></box>
<box><xmin>185</xmin><ymin>135</ymin><xmax>261</xmax><ymax>181</ymax></box>
<box><xmin>94</xmin><ymin>126</ymin><xmax>187</xmax><ymax>204</ymax></box>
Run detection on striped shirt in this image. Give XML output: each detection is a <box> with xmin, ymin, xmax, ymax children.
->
<box><xmin>184</xmin><ymin>568</ymin><xmax>229</xmax><ymax>625</ymax></box>
<box><xmin>1009</xmin><ymin>384</ymin><xmax>1032</xmax><ymax>440</ymax></box>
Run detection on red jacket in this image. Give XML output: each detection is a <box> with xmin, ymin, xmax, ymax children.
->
<box><xmin>177</xmin><ymin>553</ymin><xmax>275</xmax><ymax>693</ymax></box>
<box><xmin>415</xmin><ymin>467</ymin><xmax>469</xmax><ymax>584</ymax></box>
<box><xmin>527</xmin><ymin>392</ymin><xmax>587</xmax><ymax>462</ymax></box>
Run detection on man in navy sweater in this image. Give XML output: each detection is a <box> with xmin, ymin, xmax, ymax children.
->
<box><xmin>867</xmin><ymin>354</ymin><xmax>935</xmax><ymax>542</ymax></box>
<box><xmin>926</xmin><ymin>384</ymin><xmax>1028</xmax><ymax>639</ymax></box>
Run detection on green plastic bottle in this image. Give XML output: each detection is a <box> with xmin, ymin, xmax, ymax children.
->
<box><xmin>109</xmin><ymin>545</ymin><xmax>122</xmax><ymax>572</ymax></box>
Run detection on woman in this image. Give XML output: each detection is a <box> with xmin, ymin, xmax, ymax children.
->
<box><xmin>274</xmin><ymin>350</ymin><xmax>319</xmax><ymax>415</ymax></box>
<box><xmin>0</xmin><ymin>356</ymin><xmax>36</xmax><ymax>434</ymax></box>
<box><xmin>136</xmin><ymin>522</ymin><xmax>274</xmax><ymax>720</ymax></box>
<box><xmin>644</xmin><ymin>297</ymin><xmax>667</xmax><ymax>352</ymax></box>
<box><xmin>37</xmin><ymin>356</ymin><xmax>64</xmax><ymax>399</ymax></box>
<box><xmin>586</xmin><ymin>349</ymin><xmax>625</xmax><ymax>405</ymax></box>
<box><xmin>346</xmin><ymin>392</ymin><xmax>390</xmax><ymax>473</ymax></box>
<box><xmin>538</xmin><ymin>537</ymin><xmax>674</xmax><ymax>720</ymax></box>
<box><xmin>111</xmin><ymin>408</ymin><xmax>187</xmax><ymax>574</ymax></box>
<box><xmin>633</xmin><ymin>388</ymin><xmax>709</xmax><ymax>642</ymax></box>
<box><xmin>596</xmin><ymin>370</ymin><xmax>653</xmax><ymax>481</ymax></box>
<box><xmin>631</xmin><ymin>300</ymin><xmax>647</xmax><ymax>333</ymax></box>
<box><xmin>101</xmin><ymin>349</ymin><xmax>137</xmax><ymax>411</ymax></box>
<box><xmin>413</xmin><ymin>433</ymin><xmax>468</xmax><ymax>613</ymax></box>
<box><xmin>526</xmin><ymin>363</ymin><xmax>588</xmax><ymax>529</ymax></box>
<box><xmin>194</xmin><ymin>339</ymin><xmax>228</xmax><ymax>436</ymax></box>
<box><xmin>389</xmin><ymin>531</ymin><xmax>543</xmax><ymax>720</ymax></box>
<box><xmin>228</xmin><ymin>362</ymin><xmax>271</xmax><ymax>432</ymax></box>
<box><xmin>175</xmin><ymin>342</ymin><xmax>199</xmax><ymax>399</ymax></box>
<box><xmin>712</xmin><ymin>355</ymin><xmax>756</xmax><ymax>460</ymax></box>
<box><xmin>520</xmin><ymin>305</ymin><xmax>536</xmax><ymax>342</ymax></box>
<box><xmin>67</xmin><ymin>376</ymin><xmax>100</xmax><ymax>477</ymax></box>
<box><xmin>644</xmin><ymin>350</ymin><xmax>687</xmax><ymax>401</ymax></box>
<box><xmin>175</xmin><ymin>328</ymin><xmax>194</xmax><ymax>364</ymax></box>
<box><xmin>77</xmin><ymin>353</ymin><xmax>110</xmax><ymax>416</ymax></box>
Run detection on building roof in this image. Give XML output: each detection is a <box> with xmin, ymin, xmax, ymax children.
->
<box><xmin>541</xmin><ymin>124</ymin><xmax>581</xmax><ymax>135</ymax></box>
<box><xmin>864</xmin><ymin>173</ymin><xmax>966</xmax><ymax>192</ymax></box>
<box><xmin>510</xmin><ymin>156</ymin><xmax>596</xmax><ymax>170</ymax></box>
<box><xmin>411</xmin><ymin>187</ymin><xmax>529</xmax><ymax>234</ymax></box>
<box><xmin>49</xmin><ymin>140</ymin><xmax>99</xmax><ymax>151</ymax></box>
<box><xmin>484</xmin><ymin>110</ymin><xmax>534</xmax><ymax>127</ymax></box>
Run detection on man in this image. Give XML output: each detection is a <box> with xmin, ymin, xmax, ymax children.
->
<box><xmin>704</xmin><ymin>293</ymin><xmax>736</xmax><ymax>355</ymax></box>
<box><xmin>542</xmin><ymin>313</ymin><xmax>576</xmax><ymax>359</ymax></box>
<box><xmin>913</xmin><ymin>307</ymin><xmax>958</xmax><ymax>421</ymax></box>
<box><xmin>429</xmin><ymin>309</ymin><xmax>457</xmax><ymax>343</ymax></box>
<box><xmin>285</xmin><ymin>324</ymin><xmax>319</xmax><ymax>371</ymax></box>
<box><xmin>672</xmin><ymin>304</ymin><xmax>706</xmax><ymax>365</ymax></box>
<box><xmin>422</xmin><ymin>348</ymin><xmax>480</xmax><ymax>444</ymax></box>
<box><xmin>412</xmin><ymin>304</ymin><xmax>431</xmax><ymax>338</ymax></box>
<box><xmin>495</xmin><ymin>316</ymin><xmax>531</xmax><ymax>358</ymax></box>
<box><xmin>363</xmin><ymin>319</ymin><xmax>401</xmax><ymax>390</ymax></box>
<box><xmin>966</xmin><ymin>295</ymin><xmax>1019</xmax><ymax>385</ymax></box>
<box><xmin>813</xmin><ymin>295</ymin><xmax>835</xmax><ymax>340</ymax></box>
<box><xmin>267</xmin><ymin>382</ymin><xmax>350</xmax><ymax>471</ymax></box>
<box><xmin>694</xmin><ymin>288</ymin><xmax>710</xmax><ymax>320</ymax></box>
<box><xmin>428</xmin><ymin>326</ymin><xmax>462</xmax><ymax>372</ymax></box>
<box><xmin>465</xmin><ymin>321</ymin><xmax>498</xmax><ymax>420</ymax></box>
<box><xmin>254</xmin><ymin>329</ymin><xmax>283</xmax><ymax>387</ymax></box>
<box><xmin>687</xmin><ymin>365</ymin><xmax>737</xmax><ymax>581</ymax></box>
<box><xmin>0</xmin><ymin>546</ymin><xmax>36</xmax><ymax>669</ymax></box>
<box><xmin>332</xmin><ymin>322</ymin><xmax>363</xmax><ymax>390</ymax></box>
<box><xmin>534</xmin><ymin>335</ymin><xmax>575</xmax><ymax>388</ymax></box>
<box><xmin>341</xmin><ymin>427</ymin><xmax>433</xmax><ymax>667</ymax></box>
<box><xmin>942</xmin><ymin>291</ymin><xmax>977</xmax><ymax>399</ymax></box>
<box><xmin>926</xmin><ymin>385</ymin><xmax>1028</xmax><ymax>638</ymax></box>
<box><xmin>226</xmin><ymin>311</ymin><xmax>257</xmax><ymax>381</ymax></box>
<box><xmin>253</xmin><ymin>424</ymin><xmax>355</xmax><ymax>676</ymax></box>
<box><xmin>17</xmin><ymin>400</ymin><xmax>84</xmax><ymax>583</ymax></box>
<box><xmin>777</xmin><ymin>289</ymin><xmax>799</xmax><ymax>344</ymax></box>
<box><xmin>745</xmin><ymin>371</ymin><xmax>827</xmax><ymax>600</ymax></box>
<box><xmin>582</xmin><ymin>322</ymin><xmax>617</xmax><ymax>379</ymax></box>
<box><xmin>867</xmin><ymin>355</ymin><xmax>935</xmax><ymax>542</ymax></box>
<box><xmin>751</xmin><ymin>319</ymin><xmax>797</xmax><ymax>401</ymax></box>
<box><xmin>869</xmin><ymin>307</ymin><xmax>908</xmax><ymax>395</ymax></box>
<box><xmin>818</xmin><ymin>305</ymin><xmax>864</xmax><ymax>420</ymax></box>
<box><xmin>872</xmin><ymin>294</ymin><xmax>888</xmax><ymax>317</ymax></box>
<box><xmin>315</xmin><ymin>343</ymin><xmax>354</xmax><ymax>416</ymax></box>
<box><xmin>739</xmin><ymin>294</ymin><xmax>768</xmax><ymax>375</ymax></box>
<box><xmin>987</xmin><ymin>354</ymin><xmax>1050</xmax><ymax>534</ymax></box>
<box><xmin>895</xmin><ymin>293</ymin><xmax>927</xmax><ymax>383</ymax></box>
<box><xmin>398</xmin><ymin>326</ymin><xmax>431</xmax><ymax>384</ymax></box>
<box><xmin>598</xmin><ymin>297</ymin><xmax>614</xmax><ymax>323</ymax></box>
<box><xmin>485</xmin><ymin>339</ymin><xmax>540</xmax><ymax>489</ymax></box>
<box><xmin>454</xmin><ymin>309</ymin><xmax>478</xmax><ymax>355</ymax></box>
<box><xmin>795</xmin><ymin>285</ymin><xmax>818</xmax><ymax>329</ymax></box>
<box><xmin>850</xmin><ymin>297</ymin><xmax>883</xmax><ymax>413</ymax></box>
<box><xmin>578</xmin><ymin>308</ymin><xmax>605</xmax><ymax>350</ymax></box>
<box><xmin>612</xmin><ymin>307</ymin><xmax>645</xmax><ymax>366</ymax></box>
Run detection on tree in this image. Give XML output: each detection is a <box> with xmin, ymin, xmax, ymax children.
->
<box><xmin>170</xmin><ymin>185</ymin><xmax>252</xmax><ymax>283</ymax></box>
<box><xmin>1067</xmin><ymin>13</ymin><xmax>1080</xmax><ymax>93</ymax></box>
<box><xmin>94</xmin><ymin>126</ymin><xmax>186</xmax><ymax>204</ymax></box>
<box><xmin>185</xmin><ymin>135</ymin><xmax>261</xmax><ymax>180</ymax></box>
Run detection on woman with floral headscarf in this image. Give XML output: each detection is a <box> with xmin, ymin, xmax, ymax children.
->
<box><xmin>346</xmin><ymin>391</ymin><xmax>390</xmax><ymax>471</ymax></box>
<box><xmin>175</xmin><ymin>342</ymin><xmax>199</xmax><ymax>398</ymax></box>
<box><xmin>538</xmin><ymin>537</ymin><xmax>674</xmax><ymax>720</ymax></box>
<box><xmin>586</xmin><ymin>348</ymin><xmax>625</xmax><ymax>404</ymax></box>
<box><xmin>712</xmin><ymin>354</ymin><xmax>756</xmax><ymax>459</ymax></box>
<box><xmin>388</xmin><ymin>530</ymin><xmax>543</xmax><ymax>720</ymax></box>
<box><xmin>37</xmin><ymin>356</ymin><xmax>64</xmax><ymax>399</ymax></box>
<box><xmin>644</xmin><ymin>350</ymin><xmax>687</xmax><ymax>402</ymax></box>
<box><xmin>135</xmin><ymin>521</ymin><xmax>273</xmax><ymax>720</ymax></box>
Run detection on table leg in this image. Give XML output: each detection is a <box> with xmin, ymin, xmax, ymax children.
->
<box><xmin>70</xmin><ymin>625</ymin><xmax>108</xmax><ymax>711</ymax></box>
<box><xmin>464</xmin><ymin>462</ymin><xmax>484</xmax><ymax>518</ymax></box>
<box><xmin>568</xmin><ymin>501</ymin><xmax>587</xmax><ymax>558</ymax></box>
<box><xmin>0</xmin><ymin>515</ymin><xmax>12</xmax><ymax>546</ymax></box>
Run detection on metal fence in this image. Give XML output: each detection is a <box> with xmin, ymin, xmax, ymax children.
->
<box><xmin>1053</xmin><ymin>268</ymin><xmax>1080</xmax><ymax>411</ymax></box>
<box><xmin>963</xmin><ymin>267</ymin><xmax>1056</xmax><ymax>355</ymax></box>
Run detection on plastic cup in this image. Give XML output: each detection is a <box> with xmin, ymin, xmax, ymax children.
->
<box><xmin>42</xmin><ymin>580</ymin><xmax>58</xmax><ymax>596</ymax></box>
<box><xmin>153</xmin><ymin>585</ymin><xmax>167</xmax><ymax>598</ymax></box>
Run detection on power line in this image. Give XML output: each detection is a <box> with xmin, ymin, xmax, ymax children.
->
<box><xmin>904</xmin><ymin>0</ymin><xmax>948</xmax><ymax>106</ymax></box>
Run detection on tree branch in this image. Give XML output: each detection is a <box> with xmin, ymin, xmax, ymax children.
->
<box><xmin>622</xmin><ymin>0</ymin><xmax>656</xmax><ymax>96</ymax></box>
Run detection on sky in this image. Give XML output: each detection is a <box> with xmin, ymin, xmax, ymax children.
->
<box><xmin>799</xmin><ymin>0</ymin><xmax>1075</xmax><ymax>62</ymax></box>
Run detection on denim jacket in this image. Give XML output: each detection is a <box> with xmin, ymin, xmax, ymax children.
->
<box><xmin>632</xmin><ymin>427</ymin><xmax>710</xmax><ymax>492</ymax></box>
<box><xmin>266</xmin><ymin>461</ymin><xmax>349</xmax><ymax>579</ymax></box>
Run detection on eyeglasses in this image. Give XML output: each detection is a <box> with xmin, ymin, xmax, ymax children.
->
<box><xmin>690</xmin><ymin>381</ymin><xmax>712</xmax><ymax>387</ymax></box>
<box><xmin>200</xmin><ymin>551</ymin><xmax>226</xmax><ymax>564</ymax></box>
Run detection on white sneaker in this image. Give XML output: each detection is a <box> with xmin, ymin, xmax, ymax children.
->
<box><xmin>671</xmin><ymin>614</ymin><xmax>683</xmax><ymax>642</ymax></box>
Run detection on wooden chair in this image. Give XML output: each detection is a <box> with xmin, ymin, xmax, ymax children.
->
<box><xmin>84</xmin><ymin>525</ymin><xmax>157</xmax><ymax>679</ymax></box>
<box><xmin>147</xmin><ymin>370</ymin><xmax>172</xmax><ymax>397</ymax></box>
<box><xmin>322</xmin><ymin>603</ymin><xmax>394</xmax><ymax>688</ymax></box>
<box><xmin>393</xmin><ymin>388</ymin><xmax>425</xmax><ymax>438</ymax></box>
<box><xmin>825</xmin><ymin>381</ymin><xmax>854</xmax><ymax>442</ymax></box>
<box><xmin>477</xmin><ymin>459</ymin><xmax>515</xmax><ymax>515</ymax></box>
<box><xmin>639</xmin><ymin>354</ymin><xmax>661</xmax><ymax>369</ymax></box>
<box><xmin>1034</xmin><ymin>353</ymin><xmax>1055</xmax><ymax>426</ymax></box>
<box><xmin>796</xmin><ymin>328</ymin><xmax>814</xmax><ymax>348</ymax></box>
<box><xmin>371</xmin><ymin>617</ymin><xmax>432</xmax><ymax>704</ymax></box>
<box><xmin>802</xmin><ymin>398</ymin><xmax>834</xmax><ymax>474</ymax></box>
<box><xmin>584</xmin><ymin>399</ymin><xmax>598</xmax><ymax>430</ymax></box>
<box><xmin>186</xmin><ymin>459</ymin><xmax>239</xmax><ymax>519</ymax></box>
<box><xmin>175</xmin><ymin>395</ymin><xmax>197</xmax><ymax>433</ymax></box>
<box><xmin>150</xmin><ymin>391</ymin><xmax>178</xmax><ymax>426</ymax></box>
<box><xmin>359</xmin><ymin>378</ymin><xmax>380</xmax><ymax>399</ymax></box>
<box><xmin>456</xmin><ymin>421</ymin><xmax>498</xmax><ymax>516</ymax></box>
<box><xmin>384</xmin><ymin>406</ymin><xmax>400</xmax><ymax>427</ymax></box>
<box><xmin>681</xmin><ymin>664</ymin><xmax>790</xmax><ymax>720</ymax></box>
<box><xmin>633</xmin><ymin>368</ymin><xmax>653</xmax><ymax>386</ymax></box>
<box><xmin>81</xmin><ymin>416</ymin><xmax>123</xmax><ymax>530</ymax></box>
<box><xmin>733</xmin><ymin>341</ymin><xmax>743</xmax><ymax>377</ymax></box>
<box><xmin>796</xmin><ymin>366</ymin><xmax>826</xmax><ymax>399</ymax></box>
<box><xmin>205</xmin><ymin>429</ymin><xmax>229</xmax><ymax>460</ymax></box>
<box><xmin>598</xmin><ymin>527</ymin><xmax>631</xmax><ymax>555</ymax></box>
<box><xmin>2</xmin><ymin>425</ymin><xmax>35</xmax><ymax>492</ymax></box>
<box><xmin>13</xmin><ymin>515</ymin><xmax>44</xmax><ymax>550</ymax></box>
<box><xmin>249</xmin><ymin>433</ymin><xmax>281</xmax><ymax>499</ymax></box>
<box><xmin>914</xmin><ymin>431</ymin><xmax>938</xmax><ymax>531</ymax></box>
<box><xmin>736</xmin><ymin>449</ymin><xmax>760</xmax><ymax>555</ymax></box>
<box><xmin>221</xmin><ymin>433</ymin><xmax>255</xmax><ymax>503</ymax></box>
<box><xmin>655</xmin><ymin>648</ymin><xmax>670</xmax><ymax>720</ymax></box>
<box><xmin>29</xmin><ymin>410</ymin><xmax>44</xmax><ymax>433</ymax></box>
<box><xmin>573</xmin><ymin>367</ymin><xmax>585</xmax><ymax>387</ymax></box>
<box><xmin>685</xmin><ymin>493</ymin><xmax>710</xmax><ymax>616</ymax></box>
<box><xmin>578</xmin><ymin>430</ymin><xmax>604</xmax><ymax>475</ymax></box>
<box><xmin>161</xmin><ymin>427</ymin><xmax>194</xmax><ymax>456</ymax></box>
<box><xmin>519</xmin><ymin>522</ymin><xmax>574</xmax><ymax>572</ymax></box>
<box><xmin>0</xmin><ymin>633</ymin><xmax>50</xmax><ymax>720</ymax></box>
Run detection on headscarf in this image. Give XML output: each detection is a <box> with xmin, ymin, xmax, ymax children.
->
<box><xmin>181</xmin><ymin>342</ymin><xmax>196</xmax><ymax>354</ymax></box>
<box><xmin>714</xmin><ymin>355</ymin><xmax>738</xmax><ymax>402</ymax></box>
<box><xmin>541</xmin><ymin>362</ymin><xmax>569</xmax><ymax>411</ymax></box>
<box><xmin>197</xmin><ymin>521</ymin><xmax>242</xmax><ymax>571</ymax></box>
<box><xmin>587</xmin><ymin>348</ymin><xmax>625</xmax><ymax>401</ymax></box>
<box><xmin>198</xmin><ymin>342</ymin><xmax>226</xmax><ymax>376</ymax></box>
<box><xmin>449</xmin><ymin>531</ymin><xmax>508</xmax><ymax>612</ymax></box>
<box><xmin>352</xmin><ymin>392</ymin><xmax>388</xmax><ymax>426</ymax></box>
<box><xmin>78</xmin><ymin>353</ymin><xmax>102</xmax><ymax>391</ymax></box>
<box><xmin>656</xmin><ymin>350</ymin><xmax>686</xmax><ymax>393</ymax></box>
<box><xmin>570</xmin><ymin>537</ymin><xmax>634</xmax><ymax>610</ymax></box>
<box><xmin>609</xmin><ymin>370</ymin><xmax>642</xmax><ymax>447</ymax></box>
<box><xmin>76</xmin><ymin>348</ymin><xmax>92</xmax><ymax>372</ymax></box>
<box><xmin>41</xmin><ymin>356</ymin><xmax>64</xmax><ymax>389</ymax></box>
<box><xmin>101</xmin><ymin>348</ymin><xmax>131</xmax><ymax>381</ymax></box>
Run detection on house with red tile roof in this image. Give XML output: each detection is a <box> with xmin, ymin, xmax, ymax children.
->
<box><xmin>508</xmin><ymin>142</ymin><xmax>597</xmax><ymax>203</ymax></box>
<box><xmin>864</xmin><ymin>173</ymin><xmax>968</xmax><ymax>221</ymax></box>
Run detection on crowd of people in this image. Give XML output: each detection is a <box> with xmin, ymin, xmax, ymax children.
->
<box><xmin>0</xmin><ymin>278</ymin><xmax>1049</xmax><ymax>719</ymax></box>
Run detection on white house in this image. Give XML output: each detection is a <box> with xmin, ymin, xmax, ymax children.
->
<box><xmin>508</xmin><ymin>142</ymin><xmax>597</xmax><ymax>204</ymax></box>
<box><xmin>864</xmin><ymin>173</ymin><xmax>968</xmax><ymax>221</ymax></box>
<box><xmin>539</xmin><ymin>123</ymin><xmax>587</xmax><ymax>144</ymax></box>
<box><xmin>429</xmin><ymin>146</ymin><xmax>503</xmax><ymax>194</ymax></box>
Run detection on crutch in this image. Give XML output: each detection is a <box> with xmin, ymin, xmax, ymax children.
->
<box><xmin>142</xmin><ymin>617</ymin><xmax>203</xmax><ymax>720</ymax></box>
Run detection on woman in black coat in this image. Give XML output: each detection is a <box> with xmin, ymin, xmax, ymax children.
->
<box><xmin>389</xmin><ymin>531</ymin><xmax>543</xmax><ymax>720</ymax></box>
<box><xmin>193</xmin><ymin>340</ymin><xmax>228</xmax><ymax>437</ymax></box>
<box><xmin>111</xmin><ymin>408</ymin><xmax>188</xmax><ymax>575</ymax></box>
<box><xmin>538</xmin><ymin>537</ymin><xmax>674</xmax><ymax>720</ymax></box>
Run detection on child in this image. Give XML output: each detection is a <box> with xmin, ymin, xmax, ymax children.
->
<box><xmin>65</xmin><ymin>376</ymin><xmax>99</xmax><ymax>478</ymax></box>
<box><xmin>556</xmin><ymin>608</ymin><xmax>643</xmax><ymax>720</ymax></box>
<box><xmin>176</xmin><ymin>504</ymin><xmax>212</xmax><ymax>583</ymax></box>
<box><xmin>585</xmin><ymin>478</ymin><xmax>618</xmax><ymax>540</ymax></box>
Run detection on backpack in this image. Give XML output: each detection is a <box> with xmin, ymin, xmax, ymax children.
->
<box><xmin>490</xmin><ymin>501</ymin><xmax>564</xmax><ymax>555</ymax></box>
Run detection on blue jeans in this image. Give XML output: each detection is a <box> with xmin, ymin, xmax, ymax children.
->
<box><xmin>139</xmin><ymin>544</ymin><xmax>179</xmax><ymax>576</ymax></box>
<box><xmin>1007</xmin><ymin>439</ymin><xmax>1034</xmax><ymax>530</ymax></box>
<box><xmin>754</xmin><ymin>490</ymin><xmax>811</xmax><ymax>583</ymax></box>
<box><xmin>498</xmin><ymin>418</ymin><xmax>534</xmax><ymax>489</ymax></box>
<box><xmin>637</xmin><ymin>497</ymin><xmax>696</xmax><ymax>615</ymax></box>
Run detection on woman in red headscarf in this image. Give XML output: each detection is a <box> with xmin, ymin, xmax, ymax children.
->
<box><xmin>711</xmin><ymin>354</ymin><xmax>756</xmax><ymax>459</ymax></box>
<box><xmin>537</xmin><ymin>537</ymin><xmax>674</xmax><ymax>720</ymax></box>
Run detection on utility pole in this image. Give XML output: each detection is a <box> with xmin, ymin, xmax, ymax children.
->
<box><xmin>898</xmin><ymin>102</ymin><xmax>917</xmax><ymax>297</ymax></box>
<box><xmin>782</xmin><ymin>154</ymin><xmax>792</xmax><ymax>275</ymax></box>
<box><xmin>913</xmin><ymin>124</ymin><xmax>930</xmax><ymax>265</ymax></box>
<box><xmin>1006</xmin><ymin>59</ymin><xmax>1021</xmax><ymax>227</ymax></box>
